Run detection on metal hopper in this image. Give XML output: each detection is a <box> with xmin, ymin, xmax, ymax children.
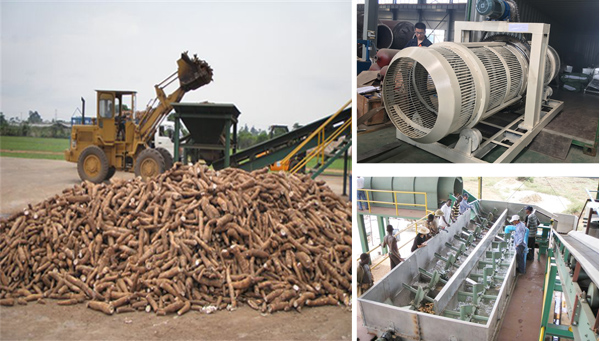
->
<box><xmin>172</xmin><ymin>103</ymin><xmax>241</xmax><ymax>166</ymax></box>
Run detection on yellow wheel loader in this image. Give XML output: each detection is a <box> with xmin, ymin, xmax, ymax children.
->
<box><xmin>64</xmin><ymin>52</ymin><xmax>212</xmax><ymax>183</ymax></box>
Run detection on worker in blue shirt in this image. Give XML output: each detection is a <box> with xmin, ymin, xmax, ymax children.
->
<box><xmin>404</xmin><ymin>22</ymin><xmax>433</xmax><ymax>48</ymax></box>
<box><xmin>511</xmin><ymin>215</ymin><xmax>528</xmax><ymax>274</ymax></box>
<box><xmin>459</xmin><ymin>193</ymin><xmax>474</xmax><ymax>215</ymax></box>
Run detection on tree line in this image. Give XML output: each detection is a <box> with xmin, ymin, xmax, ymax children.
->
<box><xmin>0</xmin><ymin>112</ymin><xmax>70</xmax><ymax>138</ymax></box>
<box><xmin>1</xmin><ymin>110</ymin><xmax>301</xmax><ymax>148</ymax></box>
<box><xmin>236</xmin><ymin>123</ymin><xmax>301</xmax><ymax>150</ymax></box>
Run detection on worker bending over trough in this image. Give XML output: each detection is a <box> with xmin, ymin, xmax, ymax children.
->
<box><xmin>459</xmin><ymin>193</ymin><xmax>475</xmax><ymax>215</ymax></box>
<box><xmin>411</xmin><ymin>225</ymin><xmax>430</xmax><ymax>252</ymax></box>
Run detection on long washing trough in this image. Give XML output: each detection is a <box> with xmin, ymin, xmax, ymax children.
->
<box><xmin>358</xmin><ymin>199</ymin><xmax>556</xmax><ymax>341</ymax></box>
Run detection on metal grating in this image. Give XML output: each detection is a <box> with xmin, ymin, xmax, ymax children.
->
<box><xmin>471</xmin><ymin>47</ymin><xmax>507</xmax><ymax>111</ymax></box>
<box><xmin>436</xmin><ymin>46</ymin><xmax>476</xmax><ymax>132</ymax></box>
<box><xmin>492</xmin><ymin>46</ymin><xmax>524</xmax><ymax>99</ymax></box>
<box><xmin>383</xmin><ymin>40</ymin><xmax>539</xmax><ymax>144</ymax></box>
<box><xmin>384</xmin><ymin>58</ymin><xmax>439</xmax><ymax>139</ymax></box>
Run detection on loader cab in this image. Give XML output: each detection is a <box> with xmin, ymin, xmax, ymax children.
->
<box><xmin>96</xmin><ymin>90</ymin><xmax>137</xmax><ymax>142</ymax></box>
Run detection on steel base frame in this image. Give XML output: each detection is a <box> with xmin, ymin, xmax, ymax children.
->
<box><xmin>395</xmin><ymin>99</ymin><xmax>564</xmax><ymax>163</ymax></box>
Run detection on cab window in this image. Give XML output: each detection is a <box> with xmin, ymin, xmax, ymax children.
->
<box><xmin>99</xmin><ymin>99</ymin><xmax>113</xmax><ymax>118</ymax></box>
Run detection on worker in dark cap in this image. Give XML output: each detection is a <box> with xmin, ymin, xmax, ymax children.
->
<box><xmin>524</xmin><ymin>206</ymin><xmax>539</xmax><ymax>261</ymax></box>
<box><xmin>357</xmin><ymin>253</ymin><xmax>374</xmax><ymax>296</ymax></box>
<box><xmin>404</xmin><ymin>22</ymin><xmax>432</xmax><ymax>47</ymax></box>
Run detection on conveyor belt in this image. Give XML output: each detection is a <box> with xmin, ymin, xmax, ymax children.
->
<box><xmin>211</xmin><ymin>108</ymin><xmax>351</xmax><ymax>171</ymax></box>
<box><xmin>556</xmin><ymin>233</ymin><xmax>599</xmax><ymax>287</ymax></box>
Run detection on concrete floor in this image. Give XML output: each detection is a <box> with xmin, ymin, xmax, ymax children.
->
<box><xmin>358</xmin><ymin>88</ymin><xmax>599</xmax><ymax>163</ymax></box>
<box><xmin>496</xmin><ymin>250</ymin><xmax>546</xmax><ymax>341</ymax></box>
<box><xmin>356</xmin><ymin>250</ymin><xmax>548</xmax><ymax>341</ymax></box>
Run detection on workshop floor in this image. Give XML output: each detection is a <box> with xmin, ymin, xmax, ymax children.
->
<box><xmin>496</xmin><ymin>250</ymin><xmax>546</xmax><ymax>341</ymax></box>
<box><xmin>357</xmin><ymin>88</ymin><xmax>599</xmax><ymax>163</ymax></box>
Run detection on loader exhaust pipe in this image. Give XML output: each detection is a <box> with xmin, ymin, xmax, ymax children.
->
<box><xmin>81</xmin><ymin>97</ymin><xmax>85</xmax><ymax>125</ymax></box>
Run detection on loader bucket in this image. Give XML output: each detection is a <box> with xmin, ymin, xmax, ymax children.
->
<box><xmin>177</xmin><ymin>52</ymin><xmax>213</xmax><ymax>91</ymax></box>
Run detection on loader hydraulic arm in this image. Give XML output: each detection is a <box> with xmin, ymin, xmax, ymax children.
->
<box><xmin>137</xmin><ymin>86</ymin><xmax>185</xmax><ymax>143</ymax></box>
<box><xmin>135</xmin><ymin>52</ymin><xmax>213</xmax><ymax>145</ymax></box>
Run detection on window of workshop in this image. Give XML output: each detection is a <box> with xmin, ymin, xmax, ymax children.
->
<box><xmin>426</xmin><ymin>29</ymin><xmax>446</xmax><ymax>43</ymax></box>
<box><xmin>357</xmin><ymin>0</ymin><xmax>418</xmax><ymax>3</ymax></box>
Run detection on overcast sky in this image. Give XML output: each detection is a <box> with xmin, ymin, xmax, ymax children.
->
<box><xmin>1</xmin><ymin>0</ymin><xmax>351</xmax><ymax>131</ymax></box>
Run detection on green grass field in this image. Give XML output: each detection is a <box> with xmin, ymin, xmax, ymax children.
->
<box><xmin>0</xmin><ymin>136</ymin><xmax>69</xmax><ymax>160</ymax></box>
<box><xmin>0</xmin><ymin>136</ymin><xmax>352</xmax><ymax>174</ymax></box>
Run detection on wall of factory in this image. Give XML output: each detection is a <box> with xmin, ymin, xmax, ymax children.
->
<box><xmin>550</xmin><ymin>30</ymin><xmax>599</xmax><ymax>71</ymax></box>
<box><xmin>361</xmin><ymin>1</ymin><xmax>597</xmax><ymax>69</ymax></box>
<box><xmin>515</xmin><ymin>0</ymin><xmax>599</xmax><ymax>71</ymax></box>
<box><xmin>379</xmin><ymin>9</ymin><xmax>466</xmax><ymax>42</ymax></box>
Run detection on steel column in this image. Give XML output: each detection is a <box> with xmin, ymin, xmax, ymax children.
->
<box><xmin>358</xmin><ymin>213</ymin><xmax>369</xmax><ymax>254</ymax></box>
<box><xmin>174</xmin><ymin>115</ymin><xmax>181</xmax><ymax>162</ymax></box>
<box><xmin>378</xmin><ymin>216</ymin><xmax>387</xmax><ymax>255</ymax></box>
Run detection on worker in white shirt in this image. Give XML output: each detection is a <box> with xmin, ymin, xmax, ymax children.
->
<box><xmin>438</xmin><ymin>199</ymin><xmax>452</xmax><ymax>229</ymax></box>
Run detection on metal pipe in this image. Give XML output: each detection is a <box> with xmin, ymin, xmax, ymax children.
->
<box><xmin>373</xmin><ymin>49</ymin><xmax>402</xmax><ymax>68</ymax></box>
<box><xmin>380</xmin><ymin>20</ymin><xmax>415</xmax><ymax>50</ymax></box>
<box><xmin>376</xmin><ymin>24</ymin><xmax>393</xmax><ymax>49</ymax></box>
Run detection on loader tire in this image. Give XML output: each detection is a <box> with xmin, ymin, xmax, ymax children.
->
<box><xmin>105</xmin><ymin>166</ymin><xmax>116</xmax><ymax>181</ymax></box>
<box><xmin>134</xmin><ymin>149</ymin><xmax>165</xmax><ymax>181</ymax></box>
<box><xmin>155</xmin><ymin>147</ymin><xmax>174</xmax><ymax>170</ymax></box>
<box><xmin>77</xmin><ymin>145</ymin><xmax>109</xmax><ymax>184</ymax></box>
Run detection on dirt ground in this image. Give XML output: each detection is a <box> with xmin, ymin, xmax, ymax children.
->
<box><xmin>462</xmin><ymin>177</ymin><xmax>598</xmax><ymax>214</ymax></box>
<box><xmin>0</xmin><ymin>304</ymin><xmax>350</xmax><ymax>340</ymax></box>
<box><xmin>0</xmin><ymin>156</ymin><xmax>351</xmax><ymax>340</ymax></box>
<box><xmin>0</xmin><ymin>157</ymin><xmax>349</xmax><ymax>216</ymax></box>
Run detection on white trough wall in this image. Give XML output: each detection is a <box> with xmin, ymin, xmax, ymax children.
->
<box><xmin>359</xmin><ymin>200</ymin><xmax>527</xmax><ymax>340</ymax></box>
<box><xmin>358</xmin><ymin>210</ymin><xmax>477</xmax><ymax>339</ymax></box>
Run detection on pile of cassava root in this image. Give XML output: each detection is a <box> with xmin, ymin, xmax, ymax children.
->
<box><xmin>0</xmin><ymin>163</ymin><xmax>351</xmax><ymax>316</ymax></box>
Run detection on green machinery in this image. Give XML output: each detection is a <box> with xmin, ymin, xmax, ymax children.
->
<box><xmin>163</xmin><ymin>103</ymin><xmax>351</xmax><ymax>178</ymax></box>
<box><xmin>210</xmin><ymin>107</ymin><xmax>351</xmax><ymax>172</ymax></box>
<box><xmin>171</xmin><ymin>103</ymin><xmax>240</xmax><ymax>168</ymax></box>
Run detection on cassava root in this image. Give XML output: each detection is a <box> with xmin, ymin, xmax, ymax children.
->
<box><xmin>0</xmin><ymin>163</ymin><xmax>351</xmax><ymax>316</ymax></box>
